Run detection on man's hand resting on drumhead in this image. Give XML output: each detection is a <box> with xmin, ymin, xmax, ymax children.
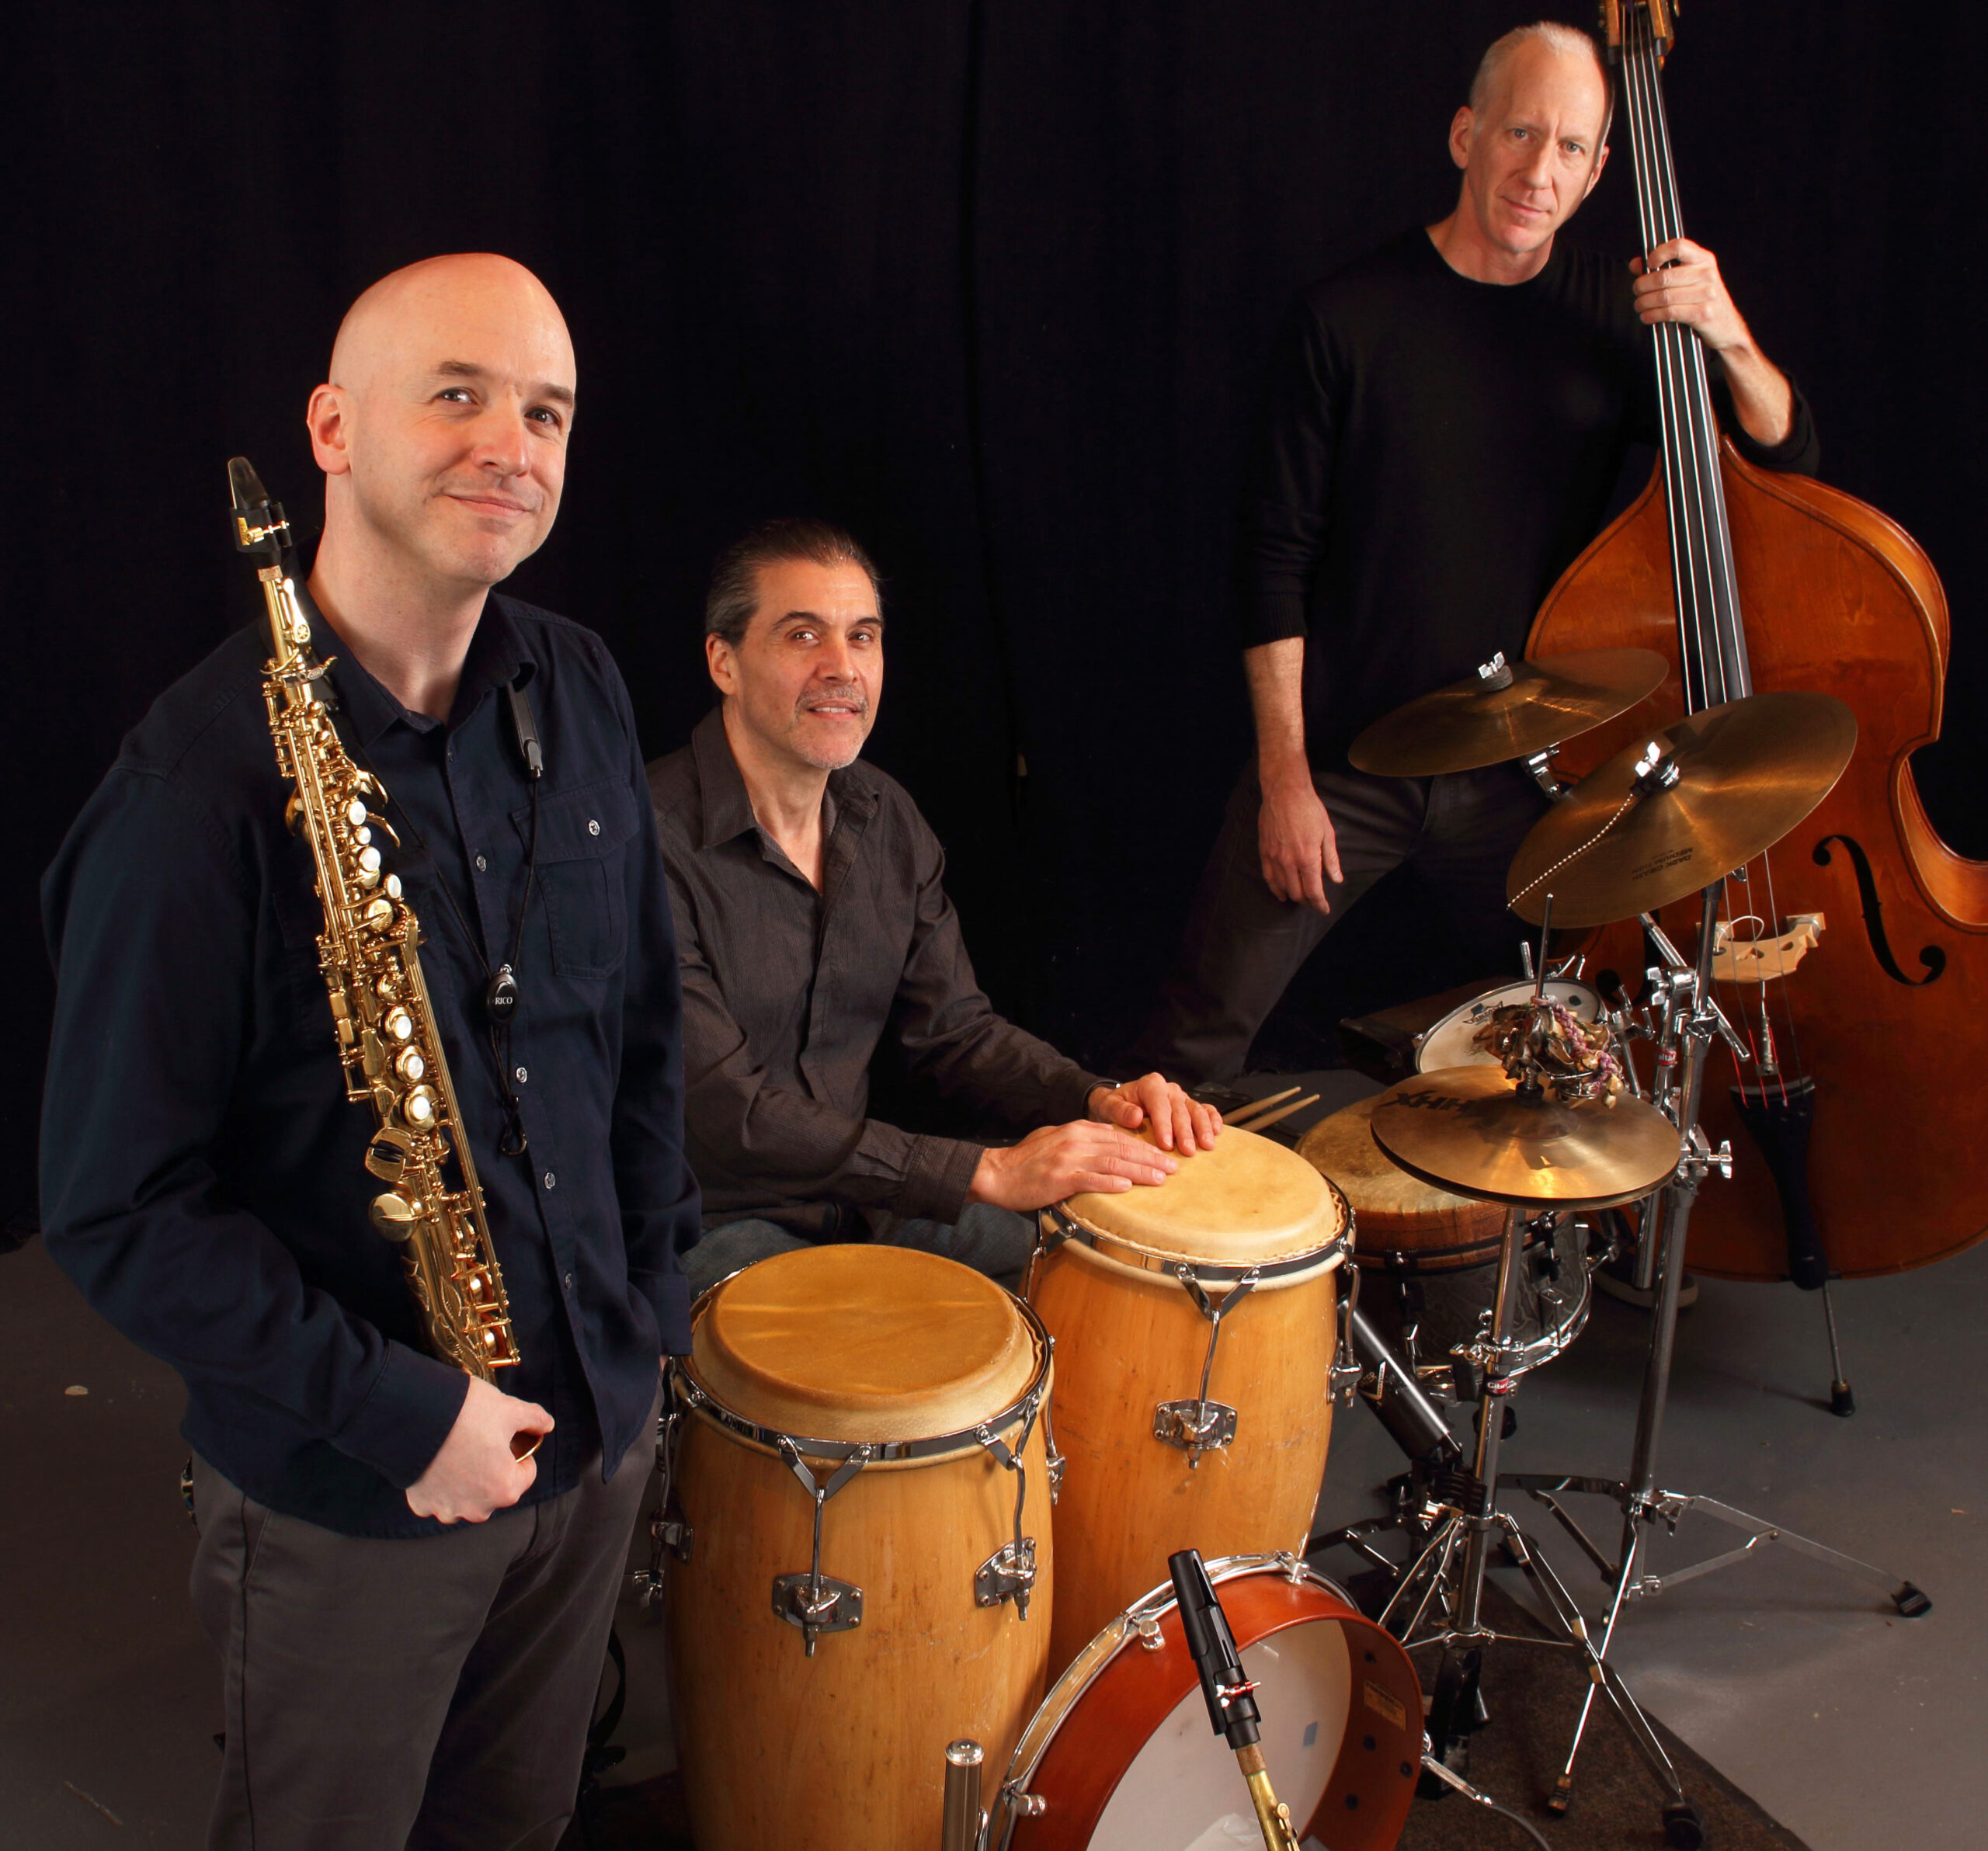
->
<box><xmin>968</xmin><ymin>1120</ymin><xmax>1179</xmax><ymax>1211</ymax></box>
<box><xmin>405</xmin><ymin>1375</ymin><xmax>554</xmax><ymax>1525</ymax></box>
<box><xmin>1086</xmin><ymin>1072</ymin><xmax>1222</xmax><ymax>1154</ymax></box>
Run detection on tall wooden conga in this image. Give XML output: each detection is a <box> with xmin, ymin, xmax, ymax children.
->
<box><xmin>664</xmin><ymin>1245</ymin><xmax>1055</xmax><ymax>1851</ymax></box>
<box><xmin>1027</xmin><ymin>1127</ymin><xmax>1347</xmax><ymax>1676</ymax></box>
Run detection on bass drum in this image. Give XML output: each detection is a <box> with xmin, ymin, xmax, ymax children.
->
<box><xmin>1415</xmin><ymin>978</ymin><xmax>1603</xmax><ymax>1072</ymax></box>
<box><xmin>996</xmin><ymin>1554</ymin><xmax>1420</xmax><ymax>1851</ymax></box>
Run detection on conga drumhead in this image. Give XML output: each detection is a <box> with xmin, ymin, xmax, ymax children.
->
<box><xmin>1062</xmin><ymin>1126</ymin><xmax>1344</xmax><ymax>1268</ymax></box>
<box><xmin>999</xmin><ymin>1558</ymin><xmax>1420</xmax><ymax>1851</ymax></box>
<box><xmin>1416</xmin><ymin>978</ymin><xmax>1602</xmax><ymax>1072</ymax></box>
<box><xmin>1297</xmin><ymin>1095</ymin><xmax>1507</xmax><ymax>1270</ymax></box>
<box><xmin>689</xmin><ymin>1243</ymin><xmax>1037</xmax><ymax>1443</ymax></box>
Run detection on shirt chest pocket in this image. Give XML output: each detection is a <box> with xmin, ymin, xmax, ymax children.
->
<box><xmin>517</xmin><ymin>777</ymin><xmax>639</xmax><ymax>980</ymax></box>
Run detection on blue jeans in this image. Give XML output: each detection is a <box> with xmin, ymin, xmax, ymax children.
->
<box><xmin>682</xmin><ymin>1202</ymin><xmax>1037</xmax><ymax>1301</ymax></box>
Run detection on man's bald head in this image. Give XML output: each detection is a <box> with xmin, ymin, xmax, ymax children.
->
<box><xmin>328</xmin><ymin>253</ymin><xmax>572</xmax><ymax>398</ymax></box>
<box><xmin>307</xmin><ymin>253</ymin><xmax>576</xmax><ymax>604</ymax></box>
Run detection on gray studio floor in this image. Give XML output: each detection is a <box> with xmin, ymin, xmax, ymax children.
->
<box><xmin>5</xmin><ymin>1075</ymin><xmax>1985</xmax><ymax>1850</ymax></box>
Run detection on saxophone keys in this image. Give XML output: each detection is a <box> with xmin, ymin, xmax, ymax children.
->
<box><xmin>364</xmin><ymin>1126</ymin><xmax>414</xmax><ymax>1182</ymax></box>
<box><xmin>283</xmin><ymin>792</ymin><xmax>307</xmax><ymax>836</ymax></box>
<box><xmin>360</xmin><ymin>895</ymin><xmax>395</xmax><ymax>931</ymax></box>
<box><xmin>394</xmin><ymin>1047</ymin><xmax>426</xmax><ymax>1082</ymax></box>
<box><xmin>384</xmin><ymin>1005</ymin><xmax>416</xmax><ymax>1042</ymax></box>
<box><xmin>369</xmin><ymin>1190</ymin><xmax>422</xmax><ymax>1241</ymax></box>
<box><xmin>402</xmin><ymin>1085</ymin><xmax>442</xmax><ymax>1129</ymax></box>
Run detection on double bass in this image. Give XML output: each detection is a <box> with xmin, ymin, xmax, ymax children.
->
<box><xmin>1527</xmin><ymin>0</ymin><xmax>1988</xmax><ymax>1280</ymax></box>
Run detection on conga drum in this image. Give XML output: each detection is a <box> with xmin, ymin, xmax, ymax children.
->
<box><xmin>1298</xmin><ymin>1093</ymin><xmax>1508</xmax><ymax>1275</ymax></box>
<box><xmin>1027</xmin><ymin>1127</ymin><xmax>1347</xmax><ymax>1676</ymax></box>
<box><xmin>663</xmin><ymin>1244</ymin><xmax>1056</xmax><ymax>1851</ymax></box>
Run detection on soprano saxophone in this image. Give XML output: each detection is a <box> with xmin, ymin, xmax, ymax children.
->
<box><xmin>230</xmin><ymin>456</ymin><xmax>523</xmax><ymax>1384</ymax></box>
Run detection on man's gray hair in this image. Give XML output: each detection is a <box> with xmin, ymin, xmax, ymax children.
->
<box><xmin>704</xmin><ymin>517</ymin><xmax>882</xmax><ymax>649</ymax></box>
<box><xmin>1468</xmin><ymin>20</ymin><xmax>1613</xmax><ymax>144</ymax></box>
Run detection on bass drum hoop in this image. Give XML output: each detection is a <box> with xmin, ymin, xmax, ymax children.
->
<box><xmin>992</xmin><ymin>1551</ymin><xmax>1420</xmax><ymax>1850</ymax></box>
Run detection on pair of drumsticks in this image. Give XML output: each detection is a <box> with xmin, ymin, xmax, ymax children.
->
<box><xmin>1221</xmin><ymin>1085</ymin><xmax>1319</xmax><ymax>1135</ymax></box>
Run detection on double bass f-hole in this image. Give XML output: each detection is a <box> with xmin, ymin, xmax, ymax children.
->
<box><xmin>1811</xmin><ymin>835</ymin><xmax>1948</xmax><ymax>988</ymax></box>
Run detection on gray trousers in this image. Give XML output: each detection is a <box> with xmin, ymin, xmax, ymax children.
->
<box><xmin>1128</xmin><ymin>761</ymin><xmax>1548</xmax><ymax>1085</ymax></box>
<box><xmin>189</xmin><ymin>1391</ymin><xmax>656</xmax><ymax>1851</ymax></box>
<box><xmin>683</xmin><ymin>1201</ymin><xmax>1037</xmax><ymax>1301</ymax></box>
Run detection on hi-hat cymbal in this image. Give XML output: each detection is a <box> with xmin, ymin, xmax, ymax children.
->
<box><xmin>1348</xmin><ymin>648</ymin><xmax>1669</xmax><ymax>778</ymax></box>
<box><xmin>1506</xmin><ymin>689</ymin><xmax>1856</xmax><ymax>926</ymax></box>
<box><xmin>1370</xmin><ymin>1066</ymin><xmax>1681</xmax><ymax>1209</ymax></box>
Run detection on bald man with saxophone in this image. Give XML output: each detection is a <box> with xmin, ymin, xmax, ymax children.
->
<box><xmin>40</xmin><ymin>255</ymin><xmax>698</xmax><ymax>1850</ymax></box>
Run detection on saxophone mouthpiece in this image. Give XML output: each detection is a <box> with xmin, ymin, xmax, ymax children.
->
<box><xmin>228</xmin><ymin>455</ymin><xmax>290</xmax><ymax>557</ymax></box>
<box><xmin>228</xmin><ymin>455</ymin><xmax>269</xmax><ymax>513</ymax></box>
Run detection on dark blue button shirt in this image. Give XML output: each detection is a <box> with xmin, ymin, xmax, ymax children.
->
<box><xmin>40</xmin><ymin>589</ymin><xmax>698</xmax><ymax>1537</ymax></box>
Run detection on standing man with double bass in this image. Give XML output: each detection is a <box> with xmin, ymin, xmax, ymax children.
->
<box><xmin>40</xmin><ymin>254</ymin><xmax>698</xmax><ymax>1849</ymax></box>
<box><xmin>1131</xmin><ymin>20</ymin><xmax>1819</xmax><ymax>1084</ymax></box>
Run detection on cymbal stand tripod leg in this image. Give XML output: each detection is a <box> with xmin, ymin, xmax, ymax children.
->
<box><xmin>1505</xmin><ymin>885</ymin><xmax>1931</xmax><ymax>1828</ymax></box>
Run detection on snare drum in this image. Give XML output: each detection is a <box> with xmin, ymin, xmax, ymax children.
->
<box><xmin>993</xmin><ymin>1554</ymin><xmax>1421</xmax><ymax>1851</ymax></box>
<box><xmin>1416</xmin><ymin>977</ymin><xmax>1604</xmax><ymax>1071</ymax></box>
<box><xmin>664</xmin><ymin>1244</ymin><xmax>1056</xmax><ymax>1851</ymax></box>
<box><xmin>1029</xmin><ymin>1127</ymin><xmax>1347</xmax><ymax>1677</ymax></box>
<box><xmin>1297</xmin><ymin>1093</ymin><xmax>1507</xmax><ymax>1275</ymax></box>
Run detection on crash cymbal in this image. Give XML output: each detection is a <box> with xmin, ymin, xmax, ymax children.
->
<box><xmin>1348</xmin><ymin>648</ymin><xmax>1669</xmax><ymax>778</ymax></box>
<box><xmin>1370</xmin><ymin>1065</ymin><xmax>1682</xmax><ymax>1209</ymax></box>
<box><xmin>1506</xmin><ymin>689</ymin><xmax>1857</xmax><ymax>926</ymax></box>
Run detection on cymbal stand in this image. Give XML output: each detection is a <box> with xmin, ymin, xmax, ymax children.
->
<box><xmin>1504</xmin><ymin>884</ymin><xmax>1931</xmax><ymax>1827</ymax></box>
<box><xmin>1319</xmin><ymin>1190</ymin><xmax>1703</xmax><ymax>1838</ymax></box>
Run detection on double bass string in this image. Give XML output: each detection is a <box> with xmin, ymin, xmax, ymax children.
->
<box><xmin>1621</xmin><ymin>5</ymin><xmax>1807</xmax><ymax>1098</ymax></box>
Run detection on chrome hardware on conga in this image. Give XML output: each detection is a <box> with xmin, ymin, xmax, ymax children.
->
<box><xmin>1028</xmin><ymin>1127</ymin><xmax>1349</xmax><ymax>1678</ymax></box>
<box><xmin>659</xmin><ymin>1244</ymin><xmax>1057</xmax><ymax>1851</ymax></box>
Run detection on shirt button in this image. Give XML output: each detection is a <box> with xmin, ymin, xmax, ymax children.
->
<box><xmin>474</xmin><ymin>854</ymin><xmax>488</xmax><ymax>872</ymax></box>
<box><xmin>563</xmin><ymin>1271</ymin><xmax>575</xmax><ymax>1292</ymax></box>
<box><xmin>542</xmin><ymin>1171</ymin><xmax>557</xmax><ymax>1191</ymax></box>
<box><xmin>514</xmin><ymin>1066</ymin><xmax>528</xmax><ymax>1083</ymax></box>
<box><xmin>587</xmin><ymin>818</ymin><xmax>600</xmax><ymax>836</ymax></box>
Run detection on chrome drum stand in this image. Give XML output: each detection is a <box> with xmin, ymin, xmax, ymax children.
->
<box><xmin>1501</xmin><ymin>887</ymin><xmax>1931</xmax><ymax>1830</ymax></box>
<box><xmin>1317</xmin><ymin>1188</ymin><xmax>1708</xmax><ymax>1845</ymax></box>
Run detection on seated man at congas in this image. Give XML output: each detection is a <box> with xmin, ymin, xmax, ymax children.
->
<box><xmin>649</xmin><ymin>518</ymin><xmax>1220</xmax><ymax>1295</ymax></box>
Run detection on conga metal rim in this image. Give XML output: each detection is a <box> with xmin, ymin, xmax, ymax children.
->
<box><xmin>1037</xmin><ymin>1189</ymin><xmax>1352</xmax><ymax>1286</ymax></box>
<box><xmin>991</xmin><ymin>1551</ymin><xmax>1371</xmax><ymax>1849</ymax></box>
<box><xmin>669</xmin><ymin>1287</ymin><xmax>1055</xmax><ymax>1467</ymax></box>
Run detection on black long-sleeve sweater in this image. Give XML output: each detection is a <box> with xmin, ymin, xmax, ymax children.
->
<box><xmin>1237</xmin><ymin>227</ymin><xmax>1819</xmax><ymax>767</ymax></box>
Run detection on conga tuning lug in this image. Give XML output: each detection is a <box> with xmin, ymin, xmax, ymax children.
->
<box><xmin>975</xmin><ymin>1537</ymin><xmax>1039</xmax><ymax>1613</ymax></box>
<box><xmin>771</xmin><ymin>1573</ymin><xmax>863</xmax><ymax>1653</ymax></box>
<box><xmin>1154</xmin><ymin>1398</ymin><xmax>1239</xmax><ymax>1457</ymax></box>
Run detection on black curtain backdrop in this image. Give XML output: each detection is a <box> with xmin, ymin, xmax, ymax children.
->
<box><xmin>9</xmin><ymin>3</ymin><xmax>1985</xmax><ymax>1207</ymax></box>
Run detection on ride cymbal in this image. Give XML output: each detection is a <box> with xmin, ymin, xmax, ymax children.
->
<box><xmin>1348</xmin><ymin>648</ymin><xmax>1669</xmax><ymax>778</ymax></box>
<box><xmin>1506</xmin><ymin>689</ymin><xmax>1857</xmax><ymax>926</ymax></box>
<box><xmin>1370</xmin><ymin>1065</ymin><xmax>1682</xmax><ymax>1209</ymax></box>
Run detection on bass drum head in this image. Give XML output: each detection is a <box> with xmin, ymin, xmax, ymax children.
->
<box><xmin>1002</xmin><ymin>1558</ymin><xmax>1420</xmax><ymax>1851</ymax></box>
<box><xmin>1090</xmin><ymin>1617</ymin><xmax>1348</xmax><ymax>1847</ymax></box>
<box><xmin>1416</xmin><ymin>978</ymin><xmax>1602</xmax><ymax>1073</ymax></box>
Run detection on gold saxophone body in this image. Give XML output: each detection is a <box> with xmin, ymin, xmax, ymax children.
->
<box><xmin>230</xmin><ymin>457</ymin><xmax>522</xmax><ymax>1382</ymax></box>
